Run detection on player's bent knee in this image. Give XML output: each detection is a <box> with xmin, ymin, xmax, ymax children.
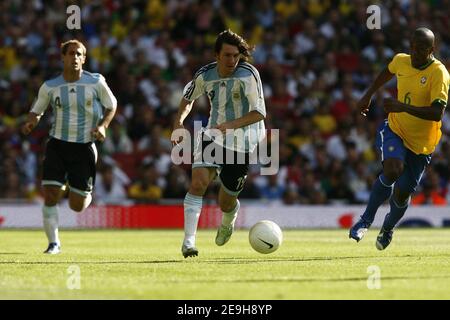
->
<box><xmin>70</xmin><ymin>203</ymin><xmax>85</xmax><ymax>213</ymax></box>
<box><xmin>218</xmin><ymin>193</ymin><xmax>238</xmax><ymax>212</ymax></box>
<box><xmin>69</xmin><ymin>200</ymin><xmax>90</xmax><ymax>213</ymax></box>
<box><xmin>189</xmin><ymin>179</ymin><xmax>209</xmax><ymax>195</ymax></box>
<box><xmin>383</xmin><ymin>161</ymin><xmax>404</xmax><ymax>182</ymax></box>
<box><xmin>43</xmin><ymin>187</ymin><xmax>63</xmax><ymax>206</ymax></box>
<box><xmin>219</xmin><ymin>201</ymin><xmax>236</xmax><ymax>213</ymax></box>
<box><xmin>394</xmin><ymin>186</ymin><xmax>413</xmax><ymax>203</ymax></box>
<box><xmin>69</xmin><ymin>197</ymin><xmax>85</xmax><ymax>213</ymax></box>
<box><xmin>69</xmin><ymin>191</ymin><xmax>92</xmax><ymax>213</ymax></box>
<box><xmin>44</xmin><ymin>196</ymin><xmax>59</xmax><ymax>207</ymax></box>
<box><xmin>384</xmin><ymin>169</ymin><xmax>402</xmax><ymax>182</ymax></box>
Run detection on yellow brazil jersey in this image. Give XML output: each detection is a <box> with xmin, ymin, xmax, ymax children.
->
<box><xmin>387</xmin><ymin>53</ymin><xmax>450</xmax><ymax>155</ymax></box>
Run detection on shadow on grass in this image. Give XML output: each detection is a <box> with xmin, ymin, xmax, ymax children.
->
<box><xmin>0</xmin><ymin>253</ymin><xmax>25</xmax><ymax>255</ymax></box>
<box><xmin>203</xmin><ymin>253</ymin><xmax>450</xmax><ymax>264</ymax></box>
<box><xmin>0</xmin><ymin>260</ymin><xmax>183</xmax><ymax>265</ymax></box>
<box><xmin>160</xmin><ymin>274</ymin><xmax>450</xmax><ymax>284</ymax></box>
<box><xmin>2</xmin><ymin>253</ymin><xmax>450</xmax><ymax>265</ymax></box>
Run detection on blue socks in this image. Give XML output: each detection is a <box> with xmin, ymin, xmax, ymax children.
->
<box><xmin>361</xmin><ymin>174</ymin><xmax>394</xmax><ymax>224</ymax></box>
<box><xmin>360</xmin><ymin>173</ymin><xmax>410</xmax><ymax>231</ymax></box>
<box><xmin>382</xmin><ymin>196</ymin><xmax>410</xmax><ymax>231</ymax></box>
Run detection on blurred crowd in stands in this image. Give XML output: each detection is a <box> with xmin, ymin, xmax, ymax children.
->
<box><xmin>1</xmin><ymin>0</ymin><xmax>450</xmax><ymax>205</ymax></box>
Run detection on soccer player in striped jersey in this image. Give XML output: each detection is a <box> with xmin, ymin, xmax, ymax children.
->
<box><xmin>171</xmin><ymin>30</ymin><xmax>266</xmax><ymax>258</ymax></box>
<box><xmin>22</xmin><ymin>40</ymin><xmax>117</xmax><ymax>254</ymax></box>
<box><xmin>349</xmin><ymin>28</ymin><xmax>450</xmax><ymax>250</ymax></box>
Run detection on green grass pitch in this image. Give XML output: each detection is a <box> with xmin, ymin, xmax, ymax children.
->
<box><xmin>1</xmin><ymin>229</ymin><xmax>449</xmax><ymax>299</ymax></box>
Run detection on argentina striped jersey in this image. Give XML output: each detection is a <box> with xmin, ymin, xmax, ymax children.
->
<box><xmin>183</xmin><ymin>61</ymin><xmax>266</xmax><ymax>153</ymax></box>
<box><xmin>31</xmin><ymin>71</ymin><xmax>117</xmax><ymax>143</ymax></box>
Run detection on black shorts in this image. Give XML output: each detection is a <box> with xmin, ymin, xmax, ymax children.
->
<box><xmin>193</xmin><ymin>134</ymin><xmax>250</xmax><ymax>196</ymax></box>
<box><xmin>42</xmin><ymin>138</ymin><xmax>97</xmax><ymax>196</ymax></box>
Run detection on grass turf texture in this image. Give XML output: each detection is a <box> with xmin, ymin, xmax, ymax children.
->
<box><xmin>0</xmin><ymin>229</ymin><xmax>449</xmax><ymax>299</ymax></box>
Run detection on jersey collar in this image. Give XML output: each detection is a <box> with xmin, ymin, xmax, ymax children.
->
<box><xmin>415</xmin><ymin>57</ymin><xmax>435</xmax><ymax>70</ymax></box>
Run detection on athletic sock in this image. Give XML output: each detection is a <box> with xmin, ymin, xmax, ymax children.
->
<box><xmin>382</xmin><ymin>196</ymin><xmax>410</xmax><ymax>231</ymax></box>
<box><xmin>221</xmin><ymin>200</ymin><xmax>240</xmax><ymax>227</ymax></box>
<box><xmin>183</xmin><ymin>193</ymin><xmax>203</xmax><ymax>247</ymax></box>
<box><xmin>361</xmin><ymin>174</ymin><xmax>394</xmax><ymax>224</ymax></box>
<box><xmin>43</xmin><ymin>205</ymin><xmax>60</xmax><ymax>245</ymax></box>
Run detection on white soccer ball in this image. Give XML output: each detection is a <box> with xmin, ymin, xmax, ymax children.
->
<box><xmin>249</xmin><ymin>220</ymin><xmax>283</xmax><ymax>254</ymax></box>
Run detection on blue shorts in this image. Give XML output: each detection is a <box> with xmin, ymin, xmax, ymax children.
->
<box><xmin>375</xmin><ymin>120</ymin><xmax>431</xmax><ymax>194</ymax></box>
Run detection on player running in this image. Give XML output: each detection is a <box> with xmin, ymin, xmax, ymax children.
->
<box><xmin>22</xmin><ymin>40</ymin><xmax>117</xmax><ymax>254</ymax></box>
<box><xmin>349</xmin><ymin>28</ymin><xmax>450</xmax><ymax>250</ymax></box>
<box><xmin>171</xmin><ymin>30</ymin><xmax>266</xmax><ymax>258</ymax></box>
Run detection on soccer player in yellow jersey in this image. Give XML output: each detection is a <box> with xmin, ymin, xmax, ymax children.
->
<box><xmin>349</xmin><ymin>28</ymin><xmax>450</xmax><ymax>250</ymax></box>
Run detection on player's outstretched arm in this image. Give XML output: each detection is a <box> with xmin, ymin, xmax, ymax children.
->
<box><xmin>359</xmin><ymin>67</ymin><xmax>395</xmax><ymax>116</ymax></box>
<box><xmin>21</xmin><ymin>112</ymin><xmax>41</xmax><ymax>135</ymax></box>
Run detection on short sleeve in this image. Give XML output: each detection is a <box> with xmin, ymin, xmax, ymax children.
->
<box><xmin>30</xmin><ymin>83</ymin><xmax>51</xmax><ymax>115</ymax></box>
<box><xmin>245</xmin><ymin>71</ymin><xmax>266</xmax><ymax>117</ymax></box>
<box><xmin>388</xmin><ymin>53</ymin><xmax>402</xmax><ymax>74</ymax></box>
<box><xmin>182</xmin><ymin>74</ymin><xmax>205</xmax><ymax>102</ymax></box>
<box><xmin>97</xmin><ymin>75</ymin><xmax>117</xmax><ymax>110</ymax></box>
<box><xmin>430</xmin><ymin>67</ymin><xmax>450</xmax><ymax>107</ymax></box>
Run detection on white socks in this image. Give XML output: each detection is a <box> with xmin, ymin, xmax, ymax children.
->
<box><xmin>183</xmin><ymin>193</ymin><xmax>203</xmax><ymax>247</ymax></box>
<box><xmin>43</xmin><ymin>205</ymin><xmax>60</xmax><ymax>245</ymax></box>
<box><xmin>221</xmin><ymin>200</ymin><xmax>240</xmax><ymax>227</ymax></box>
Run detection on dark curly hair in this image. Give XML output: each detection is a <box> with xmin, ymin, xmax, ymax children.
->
<box><xmin>214</xmin><ymin>29</ymin><xmax>254</xmax><ymax>62</ymax></box>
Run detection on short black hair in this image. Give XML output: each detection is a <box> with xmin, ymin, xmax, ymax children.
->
<box><xmin>412</xmin><ymin>27</ymin><xmax>435</xmax><ymax>48</ymax></box>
